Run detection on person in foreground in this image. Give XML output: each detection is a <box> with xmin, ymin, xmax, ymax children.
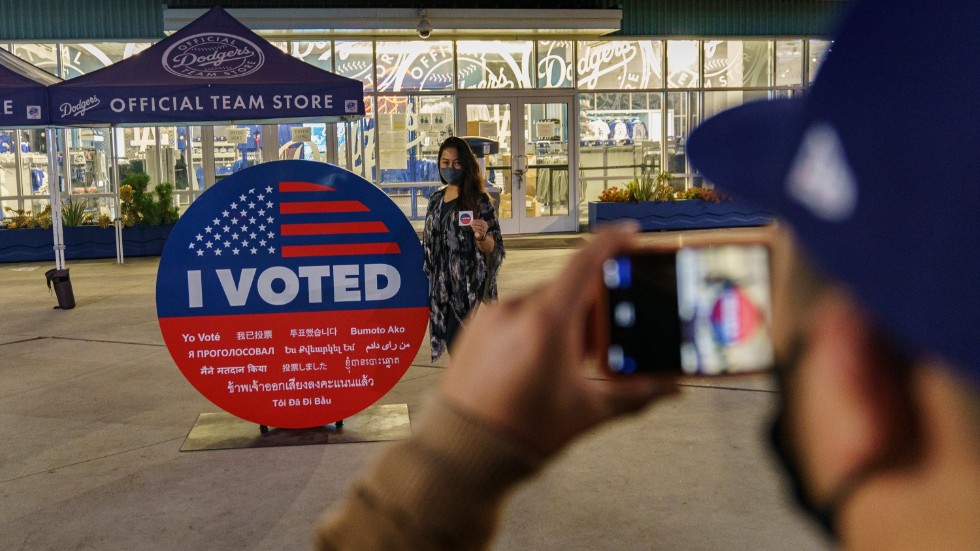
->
<box><xmin>423</xmin><ymin>136</ymin><xmax>504</xmax><ymax>361</ymax></box>
<box><xmin>317</xmin><ymin>0</ymin><xmax>979</xmax><ymax>548</ymax></box>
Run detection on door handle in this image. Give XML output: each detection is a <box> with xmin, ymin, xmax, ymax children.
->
<box><xmin>513</xmin><ymin>154</ymin><xmax>528</xmax><ymax>189</ymax></box>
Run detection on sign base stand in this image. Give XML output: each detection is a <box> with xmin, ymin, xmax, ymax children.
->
<box><xmin>180</xmin><ymin>403</ymin><xmax>412</xmax><ymax>452</ymax></box>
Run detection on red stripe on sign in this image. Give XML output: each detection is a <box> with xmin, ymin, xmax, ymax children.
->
<box><xmin>280</xmin><ymin>201</ymin><xmax>369</xmax><ymax>214</ymax></box>
<box><xmin>279</xmin><ymin>181</ymin><xmax>335</xmax><ymax>193</ymax></box>
<box><xmin>282</xmin><ymin>242</ymin><xmax>402</xmax><ymax>258</ymax></box>
<box><xmin>281</xmin><ymin>221</ymin><xmax>390</xmax><ymax>236</ymax></box>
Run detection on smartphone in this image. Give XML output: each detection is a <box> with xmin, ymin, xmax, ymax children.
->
<box><xmin>598</xmin><ymin>244</ymin><xmax>774</xmax><ymax>376</ymax></box>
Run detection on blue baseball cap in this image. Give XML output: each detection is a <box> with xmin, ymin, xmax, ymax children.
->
<box><xmin>688</xmin><ymin>0</ymin><xmax>979</xmax><ymax>380</ymax></box>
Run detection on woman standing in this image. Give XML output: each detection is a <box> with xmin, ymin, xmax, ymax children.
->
<box><xmin>423</xmin><ymin>137</ymin><xmax>505</xmax><ymax>360</ymax></box>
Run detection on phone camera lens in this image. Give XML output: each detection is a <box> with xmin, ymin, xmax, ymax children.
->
<box><xmin>614</xmin><ymin>301</ymin><xmax>635</xmax><ymax>327</ymax></box>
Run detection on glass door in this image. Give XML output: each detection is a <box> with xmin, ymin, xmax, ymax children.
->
<box><xmin>457</xmin><ymin>91</ymin><xmax>577</xmax><ymax>234</ymax></box>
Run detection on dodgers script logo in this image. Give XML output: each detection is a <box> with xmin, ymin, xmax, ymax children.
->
<box><xmin>156</xmin><ymin>161</ymin><xmax>428</xmax><ymax>428</ymax></box>
<box><xmin>163</xmin><ymin>32</ymin><xmax>265</xmax><ymax>79</ymax></box>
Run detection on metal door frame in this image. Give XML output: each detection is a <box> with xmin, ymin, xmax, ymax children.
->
<box><xmin>456</xmin><ymin>89</ymin><xmax>578</xmax><ymax>234</ymax></box>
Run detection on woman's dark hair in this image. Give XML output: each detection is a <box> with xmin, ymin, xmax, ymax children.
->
<box><xmin>438</xmin><ymin>136</ymin><xmax>485</xmax><ymax>212</ymax></box>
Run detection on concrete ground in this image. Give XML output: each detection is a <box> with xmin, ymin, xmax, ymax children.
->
<box><xmin>0</xmin><ymin>230</ymin><xmax>830</xmax><ymax>551</ymax></box>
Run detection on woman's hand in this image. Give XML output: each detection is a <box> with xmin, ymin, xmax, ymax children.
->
<box><xmin>470</xmin><ymin>218</ymin><xmax>490</xmax><ymax>242</ymax></box>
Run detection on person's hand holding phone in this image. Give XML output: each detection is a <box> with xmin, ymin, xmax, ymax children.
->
<box><xmin>438</xmin><ymin>224</ymin><xmax>679</xmax><ymax>458</ymax></box>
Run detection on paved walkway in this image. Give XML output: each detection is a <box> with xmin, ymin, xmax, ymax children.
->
<box><xmin>0</xmin><ymin>228</ymin><xmax>828</xmax><ymax>550</ymax></box>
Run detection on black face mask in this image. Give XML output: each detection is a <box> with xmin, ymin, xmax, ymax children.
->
<box><xmin>769</xmin><ymin>329</ymin><xmax>918</xmax><ymax>543</ymax></box>
<box><xmin>767</xmin><ymin>338</ymin><xmax>839</xmax><ymax>540</ymax></box>
<box><xmin>767</xmin><ymin>399</ymin><xmax>838</xmax><ymax>538</ymax></box>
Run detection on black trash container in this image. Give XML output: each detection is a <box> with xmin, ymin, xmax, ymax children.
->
<box><xmin>45</xmin><ymin>268</ymin><xmax>76</xmax><ymax>310</ymax></box>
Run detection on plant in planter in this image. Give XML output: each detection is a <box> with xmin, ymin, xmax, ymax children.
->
<box><xmin>597</xmin><ymin>186</ymin><xmax>630</xmax><ymax>202</ymax></box>
<box><xmin>119</xmin><ymin>172</ymin><xmax>180</xmax><ymax>227</ymax></box>
<box><xmin>677</xmin><ymin>185</ymin><xmax>730</xmax><ymax>204</ymax></box>
<box><xmin>61</xmin><ymin>198</ymin><xmax>93</xmax><ymax>227</ymax></box>
<box><xmin>589</xmin><ymin>171</ymin><xmax>772</xmax><ymax>232</ymax></box>
<box><xmin>2</xmin><ymin>205</ymin><xmax>52</xmax><ymax>229</ymax></box>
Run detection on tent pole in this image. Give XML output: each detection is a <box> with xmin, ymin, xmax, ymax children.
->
<box><xmin>47</xmin><ymin>128</ymin><xmax>65</xmax><ymax>270</ymax></box>
<box><xmin>110</xmin><ymin>127</ymin><xmax>124</xmax><ymax>264</ymax></box>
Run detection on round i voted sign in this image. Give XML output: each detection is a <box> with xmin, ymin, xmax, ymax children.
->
<box><xmin>156</xmin><ymin>160</ymin><xmax>428</xmax><ymax>428</ymax></box>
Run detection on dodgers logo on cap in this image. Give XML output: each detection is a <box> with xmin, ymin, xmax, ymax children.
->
<box><xmin>156</xmin><ymin>160</ymin><xmax>428</xmax><ymax>428</ymax></box>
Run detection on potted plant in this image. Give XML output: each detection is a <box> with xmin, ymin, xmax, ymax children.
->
<box><xmin>0</xmin><ymin>172</ymin><xmax>180</xmax><ymax>263</ymax></box>
<box><xmin>588</xmin><ymin>171</ymin><xmax>773</xmax><ymax>232</ymax></box>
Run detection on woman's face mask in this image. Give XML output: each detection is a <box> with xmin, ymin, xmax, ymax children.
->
<box><xmin>440</xmin><ymin>147</ymin><xmax>465</xmax><ymax>185</ymax></box>
<box><xmin>440</xmin><ymin>167</ymin><xmax>464</xmax><ymax>185</ymax></box>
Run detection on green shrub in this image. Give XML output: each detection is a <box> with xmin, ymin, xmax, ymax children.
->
<box><xmin>120</xmin><ymin>172</ymin><xmax>180</xmax><ymax>226</ymax></box>
<box><xmin>61</xmin><ymin>198</ymin><xmax>90</xmax><ymax>227</ymax></box>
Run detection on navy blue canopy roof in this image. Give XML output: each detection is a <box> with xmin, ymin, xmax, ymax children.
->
<box><xmin>0</xmin><ymin>48</ymin><xmax>61</xmax><ymax>128</ymax></box>
<box><xmin>48</xmin><ymin>6</ymin><xmax>364</xmax><ymax>127</ymax></box>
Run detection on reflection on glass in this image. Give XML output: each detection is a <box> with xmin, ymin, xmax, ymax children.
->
<box><xmin>376</xmin><ymin>42</ymin><xmax>453</xmax><ymax>92</ymax></box>
<box><xmin>457</xmin><ymin>41</ymin><xmax>533</xmax><ymax>89</ymax></box>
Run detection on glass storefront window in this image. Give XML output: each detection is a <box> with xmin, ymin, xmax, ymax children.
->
<box><xmin>537</xmin><ymin>41</ymin><xmax>575</xmax><ymax>88</ymax></box>
<box><xmin>59</xmin><ymin>43</ymin><xmax>150</xmax><ymax>79</ymax></box>
<box><xmin>667</xmin><ymin>91</ymin><xmax>701</xmax><ymax>187</ymax></box>
<box><xmin>63</xmin><ymin>127</ymin><xmax>113</xmax><ymax>218</ymax></box>
<box><xmin>0</xmin><ymin>130</ymin><xmax>53</xmax><ymax>207</ymax></box>
<box><xmin>375</xmin><ymin>95</ymin><xmax>452</xmax><ymax>183</ymax></box>
<box><xmin>10</xmin><ymin>44</ymin><xmax>58</xmax><ymax>76</ymax></box>
<box><xmin>809</xmin><ymin>40</ymin><xmax>832</xmax><ymax>83</ymax></box>
<box><xmin>667</xmin><ymin>40</ymin><xmax>699</xmax><ymax>88</ymax></box>
<box><xmin>376</xmin><ymin>42</ymin><xmax>453</xmax><ymax>93</ymax></box>
<box><xmin>352</xmin><ymin>98</ymin><xmax>376</xmax><ymax>182</ymax></box>
<box><xmin>274</xmin><ymin>123</ymin><xmax>322</xmax><ymax>163</ymax></box>
<box><xmin>576</xmin><ymin>40</ymin><xmax>663</xmax><ymax>90</ymax></box>
<box><xmin>703</xmin><ymin>40</ymin><xmax>771</xmax><ymax>88</ymax></box>
<box><xmin>703</xmin><ymin>90</ymin><xmax>770</xmax><ymax>122</ymax></box>
<box><xmin>578</xmin><ymin>92</ymin><xmax>664</xmax><ymax>218</ymax></box>
<box><xmin>457</xmin><ymin>41</ymin><xmax>534</xmax><ymax>89</ymax></box>
<box><xmin>776</xmin><ymin>40</ymin><xmax>804</xmax><ymax>87</ymax></box>
<box><xmin>335</xmin><ymin>41</ymin><xmax>375</xmax><ymax>92</ymax></box>
<box><xmin>291</xmin><ymin>41</ymin><xmax>333</xmax><ymax>71</ymax></box>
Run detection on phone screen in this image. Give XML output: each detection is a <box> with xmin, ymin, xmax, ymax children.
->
<box><xmin>602</xmin><ymin>245</ymin><xmax>773</xmax><ymax>375</ymax></box>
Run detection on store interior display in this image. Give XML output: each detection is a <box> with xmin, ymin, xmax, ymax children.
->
<box><xmin>579</xmin><ymin>108</ymin><xmax>664</xmax><ymax>204</ymax></box>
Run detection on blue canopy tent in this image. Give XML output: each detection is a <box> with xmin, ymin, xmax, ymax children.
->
<box><xmin>47</xmin><ymin>6</ymin><xmax>365</xmax><ymax>262</ymax></box>
<box><xmin>0</xmin><ymin>48</ymin><xmax>68</xmax><ymax>268</ymax></box>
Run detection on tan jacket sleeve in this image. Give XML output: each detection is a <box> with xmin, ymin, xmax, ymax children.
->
<box><xmin>315</xmin><ymin>397</ymin><xmax>543</xmax><ymax>551</ymax></box>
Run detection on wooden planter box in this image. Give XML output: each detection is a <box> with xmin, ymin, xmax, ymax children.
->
<box><xmin>0</xmin><ymin>224</ymin><xmax>175</xmax><ymax>263</ymax></box>
<box><xmin>588</xmin><ymin>200</ymin><xmax>773</xmax><ymax>232</ymax></box>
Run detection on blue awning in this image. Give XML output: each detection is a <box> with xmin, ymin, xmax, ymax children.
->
<box><xmin>48</xmin><ymin>6</ymin><xmax>365</xmax><ymax>127</ymax></box>
<box><xmin>0</xmin><ymin>48</ymin><xmax>61</xmax><ymax>128</ymax></box>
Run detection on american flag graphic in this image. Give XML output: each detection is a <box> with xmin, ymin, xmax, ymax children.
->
<box><xmin>186</xmin><ymin>181</ymin><xmax>402</xmax><ymax>259</ymax></box>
